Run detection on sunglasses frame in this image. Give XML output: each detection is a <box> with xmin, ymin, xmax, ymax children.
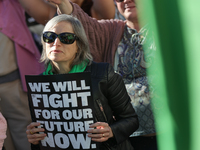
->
<box><xmin>115</xmin><ymin>0</ymin><xmax>124</xmax><ymax>2</ymax></box>
<box><xmin>43</xmin><ymin>31</ymin><xmax>78</xmax><ymax>44</ymax></box>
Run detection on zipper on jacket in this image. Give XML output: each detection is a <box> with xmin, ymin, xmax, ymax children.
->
<box><xmin>96</xmin><ymin>99</ymin><xmax>108</xmax><ymax>122</ymax></box>
<box><xmin>104</xmin><ymin>142</ymin><xmax>112</xmax><ymax>150</ymax></box>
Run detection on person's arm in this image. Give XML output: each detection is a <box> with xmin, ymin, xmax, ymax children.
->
<box><xmin>107</xmin><ymin>64</ymin><xmax>139</xmax><ymax>144</ymax></box>
<box><xmin>91</xmin><ymin>0</ymin><xmax>115</xmax><ymax>20</ymax></box>
<box><xmin>18</xmin><ymin>0</ymin><xmax>57</xmax><ymax>25</ymax></box>
<box><xmin>0</xmin><ymin>113</ymin><xmax>6</xmax><ymax>150</ymax></box>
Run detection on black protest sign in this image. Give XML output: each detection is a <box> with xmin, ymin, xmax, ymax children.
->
<box><xmin>25</xmin><ymin>72</ymin><xmax>98</xmax><ymax>150</ymax></box>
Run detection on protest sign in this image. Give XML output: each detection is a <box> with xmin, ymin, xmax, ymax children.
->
<box><xmin>25</xmin><ymin>72</ymin><xmax>98</xmax><ymax>150</ymax></box>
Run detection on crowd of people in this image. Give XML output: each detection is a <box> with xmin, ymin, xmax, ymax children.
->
<box><xmin>0</xmin><ymin>0</ymin><xmax>157</xmax><ymax>150</ymax></box>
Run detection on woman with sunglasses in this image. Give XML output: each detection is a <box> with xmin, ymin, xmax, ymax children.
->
<box><xmin>26</xmin><ymin>14</ymin><xmax>139</xmax><ymax>150</ymax></box>
<box><xmin>47</xmin><ymin>0</ymin><xmax>157</xmax><ymax>150</ymax></box>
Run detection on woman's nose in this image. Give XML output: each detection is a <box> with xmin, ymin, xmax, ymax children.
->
<box><xmin>53</xmin><ymin>37</ymin><xmax>61</xmax><ymax>45</ymax></box>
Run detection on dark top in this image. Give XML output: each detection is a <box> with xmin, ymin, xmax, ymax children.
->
<box><xmin>31</xmin><ymin>62</ymin><xmax>139</xmax><ymax>150</ymax></box>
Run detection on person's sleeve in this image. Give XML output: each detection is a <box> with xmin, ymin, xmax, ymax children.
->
<box><xmin>0</xmin><ymin>113</ymin><xmax>7</xmax><ymax>149</ymax></box>
<box><xmin>106</xmin><ymin>64</ymin><xmax>139</xmax><ymax>144</ymax></box>
<box><xmin>31</xmin><ymin>144</ymin><xmax>40</xmax><ymax>150</ymax></box>
<box><xmin>70</xmin><ymin>2</ymin><xmax>125</xmax><ymax>63</ymax></box>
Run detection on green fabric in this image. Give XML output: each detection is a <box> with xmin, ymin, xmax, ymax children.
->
<box><xmin>43</xmin><ymin>60</ymin><xmax>89</xmax><ymax>75</ymax></box>
<box><xmin>137</xmin><ymin>0</ymin><xmax>200</xmax><ymax>150</ymax></box>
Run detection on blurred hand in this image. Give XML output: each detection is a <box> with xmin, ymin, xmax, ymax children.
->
<box><xmin>47</xmin><ymin>0</ymin><xmax>72</xmax><ymax>15</ymax></box>
<box><xmin>26</xmin><ymin>122</ymin><xmax>46</xmax><ymax>145</ymax></box>
<box><xmin>87</xmin><ymin>122</ymin><xmax>114</xmax><ymax>142</ymax></box>
<box><xmin>47</xmin><ymin>0</ymin><xmax>62</xmax><ymax>5</ymax></box>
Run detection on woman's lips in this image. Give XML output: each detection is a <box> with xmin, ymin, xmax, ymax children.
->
<box><xmin>125</xmin><ymin>6</ymin><xmax>136</xmax><ymax>10</ymax></box>
<box><xmin>51</xmin><ymin>50</ymin><xmax>62</xmax><ymax>53</ymax></box>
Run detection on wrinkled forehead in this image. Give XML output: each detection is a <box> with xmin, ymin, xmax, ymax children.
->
<box><xmin>48</xmin><ymin>21</ymin><xmax>74</xmax><ymax>34</ymax></box>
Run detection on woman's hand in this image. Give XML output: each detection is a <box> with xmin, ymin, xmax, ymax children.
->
<box><xmin>47</xmin><ymin>0</ymin><xmax>62</xmax><ymax>5</ymax></box>
<box><xmin>47</xmin><ymin>0</ymin><xmax>72</xmax><ymax>15</ymax></box>
<box><xmin>26</xmin><ymin>122</ymin><xmax>46</xmax><ymax>145</ymax></box>
<box><xmin>87</xmin><ymin>122</ymin><xmax>113</xmax><ymax>142</ymax></box>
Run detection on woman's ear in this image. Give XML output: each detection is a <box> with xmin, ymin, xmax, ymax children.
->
<box><xmin>76</xmin><ymin>47</ymin><xmax>80</xmax><ymax>54</ymax></box>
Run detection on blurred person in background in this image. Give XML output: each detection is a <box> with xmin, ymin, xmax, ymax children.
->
<box><xmin>0</xmin><ymin>0</ymin><xmax>54</xmax><ymax>150</ymax></box>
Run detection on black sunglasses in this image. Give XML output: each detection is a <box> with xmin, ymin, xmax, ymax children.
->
<box><xmin>43</xmin><ymin>31</ymin><xmax>78</xmax><ymax>44</ymax></box>
<box><xmin>116</xmin><ymin>0</ymin><xmax>124</xmax><ymax>2</ymax></box>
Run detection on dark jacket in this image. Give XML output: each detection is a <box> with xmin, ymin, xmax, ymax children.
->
<box><xmin>31</xmin><ymin>62</ymin><xmax>139</xmax><ymax>150</ymax></box>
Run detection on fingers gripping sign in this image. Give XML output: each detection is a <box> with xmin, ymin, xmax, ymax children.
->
<box><xmin>87</xmin><ymin>122</ymin><xmax>114</xmax><ymax>142</ymax></box>
<box><xmin>26</xmin><ymin>122</ymin><xmax>47</xmax><ymax>145</ymax></box>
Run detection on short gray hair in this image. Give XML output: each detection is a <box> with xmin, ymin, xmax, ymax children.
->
<box><xmin>40</xmin><ymin>14</ymin><xmax>93</xmax><ymax>69</ymax></box>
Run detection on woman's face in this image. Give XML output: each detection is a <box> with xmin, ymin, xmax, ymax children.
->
<box><xmin>116</xmin><ymin>0</ymin><xmax>138</xmax><ymax>21</ymax></box>
<box><xmin>45</xmin><ymin>21</ymin><xmax>78</xmax><ymax>65</ymax></box>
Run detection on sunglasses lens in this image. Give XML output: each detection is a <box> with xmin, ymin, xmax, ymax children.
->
<box><xmin>59</xmin><ymin>33</ymin><xmax>76</xmax><ymax>44</ymax></box>
<box><xmin>43</xmin><ymin>32</ymin><xmax>57</xmax><ymax>43</ymax></box>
